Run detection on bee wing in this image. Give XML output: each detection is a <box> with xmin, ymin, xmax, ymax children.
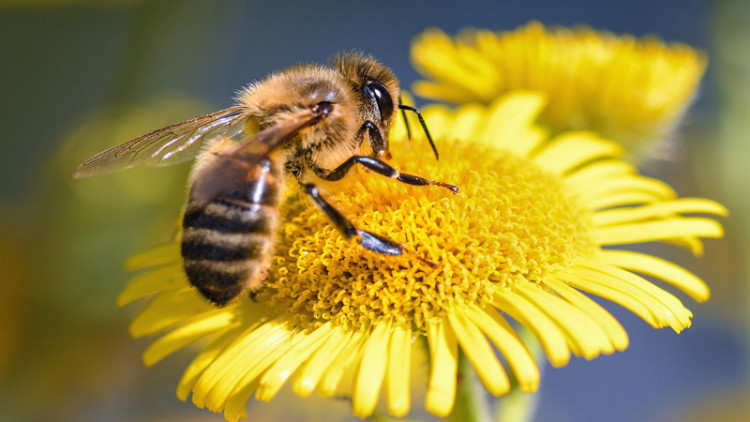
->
<box><xmin>73</xmin><ymin>106</ymin><xmax>248</xmax><ymax>178</ymax></box>
<box><xmin>190</xmin><ymin>108</ymin><xmax>325</xmax><ymax>204</ymax></box>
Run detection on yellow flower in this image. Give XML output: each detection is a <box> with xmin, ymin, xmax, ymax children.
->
<box><xmin>119</xmin><ymin>92</ymin><xmax>725</xmax><ymax>421</ymax></box>
<box><xmin>411</xmin><ymin>22</ymin><xmax>707</xmax><ymax>149</ymax></box>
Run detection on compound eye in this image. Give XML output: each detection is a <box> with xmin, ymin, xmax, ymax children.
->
<box><xmin>365</xmin><ymin>81</ymin><xmax>394</xmax><ymax>122</ymax></box>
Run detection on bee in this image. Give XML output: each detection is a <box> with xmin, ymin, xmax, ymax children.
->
<box><xmin>74</xmin><ymin>52</ymin><xmax>458</xmax><ymax>306</ymax></box>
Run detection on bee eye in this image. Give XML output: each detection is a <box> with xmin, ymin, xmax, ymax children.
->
<box><xmin>364</xmin><ymin>81</ymin><xmax>394</xmax><ymax>122</ymax></box>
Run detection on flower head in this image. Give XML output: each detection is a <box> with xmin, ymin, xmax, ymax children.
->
<box><xmin>120</xmin><ymin>92</ymin><xmax>725</xmax><ymax>421</ymax></box>
<box><xmin>411</xmin><ymin>22</ymin><xmax>707</xmax><ymax>149</ymax></box>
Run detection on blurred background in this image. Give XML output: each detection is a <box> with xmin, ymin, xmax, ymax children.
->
<box><xmin>0</xmin><ymin>0</ymin><xmax>747</xmax><ymax>421</ymax></box>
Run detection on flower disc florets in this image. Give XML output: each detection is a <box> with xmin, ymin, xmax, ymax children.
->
<box><xmin>266</xmin><ymin>141</ymin><xmax>595</xmax><ymax>332</ymax></box>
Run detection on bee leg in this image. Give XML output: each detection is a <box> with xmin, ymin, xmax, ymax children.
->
<box><xmin>398</xmin><ymin>95</ymin><xmax>413</xmax><ymax>141</ymax></box>
<box><xmin>357</xmin><ymin>121</ymin><xmax>389</xmax><ymax>159</ymax></box>
<box><xmin>302</xmin><ymin>183</ymin><xmax>403</xmax><ymax>256</ymax></box>
<box><xmin>316</xmin><ymin>156</ymin><xmax>459</xmax><ymax>193</ymax></box>
<box><xmin>248</xmin><ymin>269</ymin><xmax>269</xmax><ymax>302</ymax></box>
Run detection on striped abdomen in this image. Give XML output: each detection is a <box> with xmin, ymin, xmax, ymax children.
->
<box><xmin>181</xmin><ymin>158</ymin><xmax>282</xmax><ymax>306</ymax></box>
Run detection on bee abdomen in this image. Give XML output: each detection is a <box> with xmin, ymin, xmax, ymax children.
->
<box><xmin>181</xmin><ymin>229</ymin><xmax>269</xmax><ymax>261</ymax></box>
<box><xmin>181</xmin><ymin>196</ymin><xmax>280</xmax><ymax>306</ymax></box>
<box><xmin>182</xmin><ymin>199</ymin><xmax>275</xmax><ymax>234</ymax></box>
<box><xmin>182</xmin><ymin>258</ymin><xmax>263</xmax><ymax>306</ymax></box>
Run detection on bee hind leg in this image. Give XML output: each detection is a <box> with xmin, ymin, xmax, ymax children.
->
<box><xmin>247</xmin><ymin>268</ymin><xmax>269</xmax><ymax>302</ymax></box>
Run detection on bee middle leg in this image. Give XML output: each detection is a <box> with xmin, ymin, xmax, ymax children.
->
<box><xmin>302</xmin><ymin>183</ymin><xmax>403</xmax><ymax>256</ymax></box>
<box><xmin>315</xmin><ymin>156</ymin><xmax>459</xmax><ymax>193</ymax></box>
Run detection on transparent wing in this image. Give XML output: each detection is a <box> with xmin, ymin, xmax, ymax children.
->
<box><xmin>73</xmin><ymin>106</ymin><xmax>248</xmax><ymax>178</ymax></box>
<box><xmin>190</xmin><ymin>106</ymin><xmax>329</xmax><ymax>204</ymax></box>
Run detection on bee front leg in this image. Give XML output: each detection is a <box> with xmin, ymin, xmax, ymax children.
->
<box><xmin>357</xmin><ymin>121</ymin><xmax>387</xmax><ymax>158</ymax></box>
<box><xmin>302</xmin><ymin>183</ymin><xmax>403</xmax><ymax>256</ymax></box>
<box><xmin>316</xmin><ymin>156</ymin><xmax>459</xmax><ymax>193</ymax></box>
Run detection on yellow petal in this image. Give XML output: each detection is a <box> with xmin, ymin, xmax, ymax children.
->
<box><xmin>566</xmin><ymin>171</ymin><xmax>646</xmax><ymax>200</ymax></box>
<box><xmin>215</xmin><ymin>337</ymin><xmax>297</xmax><ymax>415</ymax></box>
<box><xmin>224</xmin><ymin>325</ymin><xmax>314</xmax><ymax>422</ymax></box>
<box><xmin>352</xmin><ymin>322</ymin><xmax>391</xmax><ymax>418</ymax></box>
<box><xmin>223</xmin><ymin>329</ymin><xmax>309</xmax><ymax>420</ymax></box>
<box><xmin>515</xmin><ymin>284</ymin><xmax>614</xmax><ymax>358</ymax></box>
<box><xmin>130</xmin><ymin>288</ymin><xmax>214</xmax><ymax>337</ymax></box>
<box><xmin>663</xmin><ymin>237</ymin><xmax>705</xmax><ymax>256</ymax></box>
<box><xmin>586</xmin><ymin>191</ymin><xmax>671</xmax><ymax>210</ymax></box>
<box><xmin>598</xmin><ymin>249</ymin><xmax>710</xmax><ymax>302</ymax></box>
<box><xmin>448</xmin><ymin>308</ymin><xmax>510</xmax><ymax>395</ymax></box>
<box><xmin>144</xmin><ymin>308</ymin><xmax>243</xmax><ymax>366</ymax></box>
<box><xmin>318</xmin><ymin>330</ymin><xmax>366</xmax><ymax>397</ymax></box>
<box><xmin>545</xmin><ymin>277</ymin><xmax>628</xmax><ymax>350</ymax></box>
<box><xmin>464</xmin><ymin>305</ymin><xmax>540</xmax><ymax>393</ymax></box>
<box><xmin>125</xmin><ymin>242</ymin><xmax>180</xmax><ymax>270</ymax></box>
<box><xmin>256</xmin><ymin>323</ymin><xmax>335</xmax><ymax>402</ymax></box>
<box><xmin>293</xmin><ymin>329</ymin><xmax>354</xmax><ymax>397</ymax></box>
<box><xmin>512</xmin><ymin>126</ymin><xmax>548</xmax><ymax>159</ymax></box>
<box><xmin>592</xmin><ymin>198</ymin><xmax>728</xmax><ymax>227</ymax></box>
<box><xmin>414</xmin><ymin>104</ymin><xmax>455</xmax><ymax>141</ymax></box>
<box><xmin>385</xmin><ymin>324</ymin><xmax>412</xmax><ymax>417</ymax></box>
<box><xmin>118</xmin><ymin>263</ymin><xmax>185</xmax><ymax>307</ymax></box>
<box><xmin>425</xmin><ymin>318</ymin><xmax>458</xmax><ymax>417</ymax></box>
<box><xmin>566</xmin><ymin>264</ymin><xmax>694</xmax><ymax>333</ymax></box>
<box><xmin>532</xmin><ymin>132</ymin><xmax>623</xmax><ymax>175</ymax></box>
<box><xmin>561</xmin><ymin>270</ymin><xmax>663</xmax><ymax>328</ymax></box>
<box><xmin>177</xmin><ymin>325</ymin><xmax>247</xmax><ymax>401</ymax></box>
<box><xmin>452</xmin><ymin>103</ymin><xmax>488</xmax><ymax>141</ymax></box>
<box><xmin>594</xmin><ymin>217</ymin><xmax>724</xmax><ymax>245</ymax></box>
<box><xmin>580</xmin><ymin>261</ymin><xmax>693</xmax><ymax>329</ymax></box>
<box><xmin>191</xmin><ymin>316</ymin><xmax>291</xmax><ymax>410</ymax></box>
<box><xmin>478</xmin><ymin>92</ymin><xmax>546</xmax><ymax>156</ymax></box>
<box><xmin>223</xmin><ymin>378</ymin><xmax>260</xmax><ymax>422</ymax></box>
<box><xmin>564</xmin><ymin>160</ymin><xmax>636</xmax><ymax>187</ymax></box>
<box><xmin>410</xmin><ymin>23</ymin><xmax>707</xmax><ymax>148</ymax></box>
<box><xmin>493</xmin><ymin>290</ymin><xmax>570</xmax><ymax>367</ymax></box>
<box><xmin>577</xmin><ymin>177</ymin><xmax>676</xmax><ymax>208</ymax></box>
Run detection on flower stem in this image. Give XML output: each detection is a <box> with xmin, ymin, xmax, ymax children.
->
<box><xmin>494</xmin><ymin>326</ymin><xmax>544</xmax><ymax>422</ymax></box>
<box><xmin>449</xmin><ymin>350</ymin><xmax>490</xmax><ymax>422</ymax></box>
<box><xmin>494</xmin><ymin>387</ymin><xmax>538</xmax><ymax>422</ymax></box>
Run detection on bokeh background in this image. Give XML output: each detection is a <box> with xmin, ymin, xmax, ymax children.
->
<box><xmin>1</xmin><ymin>0</ymin><xmax>748</xmax><ymax>421</ymax></box>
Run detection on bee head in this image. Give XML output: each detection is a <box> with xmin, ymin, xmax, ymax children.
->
<box><xmin>332</xmin><ymin>52</ymin><xmax>400</xmax><ymax>158</ymax></box>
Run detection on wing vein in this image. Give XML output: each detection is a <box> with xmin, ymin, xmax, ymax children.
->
<box><xmin>73</xmin><ymin>106</ymin><xmax>247</xmax><ymax>178</ymax></box>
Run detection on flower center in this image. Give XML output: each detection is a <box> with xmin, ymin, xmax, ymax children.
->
<box><xmin>265</xmin><ymin>139</ymin><xmax>595</xmax><ymax>332</ymax></box>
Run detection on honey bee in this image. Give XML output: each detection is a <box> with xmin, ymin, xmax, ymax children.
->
<box><xmin>74</xmin><ymin>52</ymin><xmax>458</xmax><ymax>306</ymax></box>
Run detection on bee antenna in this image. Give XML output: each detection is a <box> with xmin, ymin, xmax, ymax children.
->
<box><xmin>398</xmin><ymin>104</ymin><xmax>439</xmax><ymax>161</ymax></box>
<box><xmin>398</xmin><ymin>95</ymin><xmax>413</xmax><ymax>140</ymax></box>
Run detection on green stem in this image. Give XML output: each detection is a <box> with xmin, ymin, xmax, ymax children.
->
<box><xmin>494</xmin><ymin>387</ymin><xmax>537</xmax><ymax>422</ymax></box>
<box><xmin>449</xmin><ymin>350</ymin><xmax>491</xmax><ymax>422</ymax></box>
<box><xmin>370</xmin><ymin>410</ymin><xmax>422</xmax><ymax>422</ymax></box>
<box><xmin>494</xmin><ymin>326</ymin><xmax>544</xmax><ymax>422</ymax></box>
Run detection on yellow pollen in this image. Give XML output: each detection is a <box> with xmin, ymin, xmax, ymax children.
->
<box><xmin>265</xmin><ymin>139</ymin><xmax>596</xmax><ymax>332</ymax></box>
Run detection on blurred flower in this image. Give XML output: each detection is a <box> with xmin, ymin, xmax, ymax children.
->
<box><xmin>0</xmin><ymin>235</ymin><xmax>28</xmax><ymax>372</ymax></box>
<box><xmin>411</xmin><ymin>22</ymin><xmax>707</xmax><ymax>151</ymax></box>
<box><xmin>119</xmin><ymin>92</ymin><xmax>724</xmax><ymax>421</ymax></box>
<box><xmin>50</xmin><ymin>95</ymin><xmax>209</xmax><ymax>316</ymax></box>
